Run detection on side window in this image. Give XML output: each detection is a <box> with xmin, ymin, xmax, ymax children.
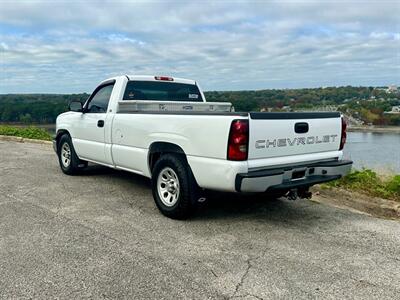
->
<box><xmin>87</xmin><ymin>84</ymin><xmax>114</xmax><ymax>113</ymax></box>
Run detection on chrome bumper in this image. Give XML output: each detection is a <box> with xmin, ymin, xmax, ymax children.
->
<box><xmin>235</xmin><ymin>160</ymin><xmax>352</xmax><ymax>193</ymax></box>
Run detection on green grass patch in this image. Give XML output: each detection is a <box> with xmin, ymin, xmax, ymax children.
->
<box><xmin>323</xmin><ymin>169</ymin><xmax>400</xmax><ymax>201</ymax></box>
<box><xmin>0</xmin><ymin>125</ymin><xmax>52</xmax><ymax>141</ymax></box>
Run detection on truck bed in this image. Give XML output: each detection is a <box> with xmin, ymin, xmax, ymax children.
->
<box><xmin>117</xmin><ymin>100</ymin><xmax>234</xmax><ymax>113</ymax></box>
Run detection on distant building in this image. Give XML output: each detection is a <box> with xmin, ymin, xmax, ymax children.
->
<box><xmin>384</xmin><ymin>106</ymin><xmax>400</xmax><ymax>114</ymax></box>
<box><xmin>260</xmin><ymin>107</ymin><xmax>273</xmax><ymax>112</ymax></box>
<box><xmin>375</xmin><ymin>85</ymin><xmax>398</xmax><ymax>93</ymax></box>
<box><xmin>387</xmin><ymin>85</ymin><xmax>398</xmax><ymax>93</ymax></box>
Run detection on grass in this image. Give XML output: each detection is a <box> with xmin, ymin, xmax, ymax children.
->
<box><xmin>0</xmin><ymin>125</ymin><xmax>52</xmax><ymax>141</ymax></box>
<box><xmin>323</xmin><ymin>169</ymin><xmax>400</xmax><ymax>201</ymax></box>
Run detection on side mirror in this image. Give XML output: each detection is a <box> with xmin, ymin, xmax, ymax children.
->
<box><xmin>69</xmin><ymin>101</ymin><xmax>83</xmax><ymax>112</ymax></box>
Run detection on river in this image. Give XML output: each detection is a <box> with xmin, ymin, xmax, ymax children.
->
<box><xmin>344</xmin><ymin>132</ymin><xmax>400</xmax><ymax>173</ymax></box>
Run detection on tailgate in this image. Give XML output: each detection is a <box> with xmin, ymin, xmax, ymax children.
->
<box><xmin>248</xmin><ymin>112</ymin><xmax>342</xmax><ymax>160</ymax></box>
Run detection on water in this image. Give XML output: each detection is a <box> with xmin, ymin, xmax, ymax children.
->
<box><xmin>343</xmin><ymin>132</ymin><xmax>400</xmax><ymax>173</ymax></box>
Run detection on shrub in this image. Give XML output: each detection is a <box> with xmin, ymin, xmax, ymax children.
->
<box><xmin>0</xmin><ymin>125</ymin><xmax>52</xmax><ymax>141</ymax></box>
<box><xmin>386</xmin><ymin>175</ymin><xmax>400</xmax><ymax>196</ymax></box>
<box><xmin>324</xmin><ymin>169</ymin><xmax>400</xmax><ymax>201</ymax></box>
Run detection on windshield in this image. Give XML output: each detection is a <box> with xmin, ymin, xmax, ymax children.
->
<box><xmin>123</xmin><ymin>81</ymin><xmax>203</xmax><ymax>102</ymax></box>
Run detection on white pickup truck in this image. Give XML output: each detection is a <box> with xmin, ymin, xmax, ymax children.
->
<box><xmin>54</xmin><ymin>75</ymin><xmax>352</xmax><ymax>219</ymax></box>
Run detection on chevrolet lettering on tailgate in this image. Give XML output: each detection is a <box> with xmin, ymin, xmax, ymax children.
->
<box><xmin>255</xmin><ymin>134</ymin><xmax>338</xmax><ymax>149</ymax></box>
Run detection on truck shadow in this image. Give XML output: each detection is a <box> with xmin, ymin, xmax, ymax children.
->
<box><xmin>195</xmin><ymin>191</ymin><xmax>322</xmax><ymax>224</ymax></box>
<box><xmin>81</xmin><ymin>164</ymin><xmax>151</xmax><ymax>187</ymax></box>
<box><xmin>80</xmin><ymin>165</ymin><xmax>323</xmax><ymax>224</ymax></box>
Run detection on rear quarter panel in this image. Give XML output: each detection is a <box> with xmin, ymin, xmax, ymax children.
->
<box><xmin>111</xmin><ymin>113</ymin><xmax>246</xmax><ymax>178</ymax></box>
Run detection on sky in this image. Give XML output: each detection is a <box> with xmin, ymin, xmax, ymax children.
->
<box><xmin>0</xmin><ymin>0</ymin><xmax>399</xmax><ymax>93</ymax></box>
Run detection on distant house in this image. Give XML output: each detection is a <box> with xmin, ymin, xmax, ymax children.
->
<box><xmin>387</xmin><ymin>85</ymin><xmax>398</xmax><ymax>93</ymax></box>
<box><xmin>374</xmin><ymin>85</ymin><xmax>398</xmax><ymax>93</ymax></box>
<box><xmin>391</xmin><ymin>106</ymin><xmax>400</xmax><ymax>113</ymax></box>
<box><xmin>384</xmin><ymin>106</ymin><xmax>400</xmax><ymax>114</ymax></box>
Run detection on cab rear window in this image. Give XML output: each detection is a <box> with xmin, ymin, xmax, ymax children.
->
<box><xmin>123</xmin><ymin>81</ymin><xmax>203</xmax><ymax>102</ymax></box>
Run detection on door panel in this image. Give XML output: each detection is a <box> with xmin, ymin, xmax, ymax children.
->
<box><xmin>72</xmin><ymin>82</ymin><xmax>115</xmax><ymax>164</ymax></box>
<box><xmin>73</xmin><ymin>113</ymin><xmax>107</xmax><ymax>163</ymax></box>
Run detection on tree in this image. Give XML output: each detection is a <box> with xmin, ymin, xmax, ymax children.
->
<box><xmin>19</xmin><ymin>113</ymin><xmax>32</xmax><ymax>124</ymax></box>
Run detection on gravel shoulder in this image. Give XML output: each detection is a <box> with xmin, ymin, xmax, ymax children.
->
<box><xmin>1</xmin><ymin>140</ymin><xmax>399</xmax><ymax>299</ymax></box>
<box><xmin>312</xmin><ymin>187</ymin><xmax>400</xmax><ymax>220</ymax></box>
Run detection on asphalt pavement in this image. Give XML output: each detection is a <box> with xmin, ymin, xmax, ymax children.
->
<box><xmin>0</xmin><ymin>140</ymin><xmax>399</xmax><ymax>299</ymax></box>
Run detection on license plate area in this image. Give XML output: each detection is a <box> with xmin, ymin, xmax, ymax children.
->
<box><xmin>292</xmin><ymin>169</ymin><xmax>306</xmax><ymax>181</ymax></box>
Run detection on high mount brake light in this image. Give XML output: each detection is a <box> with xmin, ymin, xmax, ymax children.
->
<box><xmin>227</xmin><ymin>120</ymin><xmax>249</xmax><ymax>161</ymax></box>
<box><xmin>155</xmin><ymin>76</ymin><xmax>174</xmax><ymax>81</ymax></box>
<box><xmin>339</xmin><ymin>116</ymin><xmax>347</xmax><ymax>150</ymax></box>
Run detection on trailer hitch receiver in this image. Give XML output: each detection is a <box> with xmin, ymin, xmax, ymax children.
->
<box><xmin>286</xmin><ymin>188</ymin><xmax>312</xmax><ymax>200</ymax></box>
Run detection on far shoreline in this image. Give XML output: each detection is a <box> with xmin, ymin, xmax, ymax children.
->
<box><xmin>348</xmin><ymin>126</ymin><xmax>400</xmax><ymax>134</ymax></box>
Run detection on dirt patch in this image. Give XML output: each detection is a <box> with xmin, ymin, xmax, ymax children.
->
<box><xmin>311</xmin><ymin>186</ymin><xmax>400</xmax><ymax>220</ymax></box>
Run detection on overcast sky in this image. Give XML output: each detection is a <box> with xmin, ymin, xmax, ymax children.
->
<box><xmin>0</xmin><ymin>0</ymin><xmax>399</xmax><ymax>93</ymax></box>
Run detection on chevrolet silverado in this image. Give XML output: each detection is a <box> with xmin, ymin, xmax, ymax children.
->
<box><xmin>54</xmin><ymin>75</ymin><xmax>352</xmax><ymax>219</ymax></box>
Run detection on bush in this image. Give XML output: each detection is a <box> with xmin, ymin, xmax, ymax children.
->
<box><xmin>386</xmin><ymin>175</ymin><xmax>400</xmax><ymax>195</ymax></box>
<box><xmin>325</xmin><ymin>169</ymin><xmax>400</xmax><ymax>201</ymax></box>
<box><xmin>0</xmin><ymin>125</ymin><xmax>52</xmax><ymax>141</ymax></box>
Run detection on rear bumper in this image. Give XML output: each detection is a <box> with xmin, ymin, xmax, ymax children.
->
<box><xmin>235</xmin><ymin>160</ymin><xmax>352</xmax><ymax>193</ymax></box>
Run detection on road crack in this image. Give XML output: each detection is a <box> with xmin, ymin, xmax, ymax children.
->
<box><xmin>229</xmin><ymin>249</ymin><xmax>268</xmax><ymax>300</ymax></box>
<box><xmin>232</xmin><ymin>257</ymin><xmax>252</xmax><ymax>297</ymax></box>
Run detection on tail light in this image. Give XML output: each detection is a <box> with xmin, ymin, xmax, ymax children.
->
<box><xmin>339</xmin><ymin>116</ymin><xmax>347</xmax><ymax>150</ymax></box>
<box><xmin>227</xmin><ymin>120</ymin><xmax>249</xmax><ymax>161</ymax></box>
<box><xmin>155</xmin><ymin>76</ymin><xmax>173</xmax><ymax>81</ymax></box>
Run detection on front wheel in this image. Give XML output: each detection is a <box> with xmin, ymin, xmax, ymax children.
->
<box><xmin>57</xmin><ymin>134</ymin><xmax>87</xmax><ymax>175</ymax></box>
<box><xmin>151</xmin><ymin>154</ymin><xmax>198</xmax><ymax>219</ymax></box>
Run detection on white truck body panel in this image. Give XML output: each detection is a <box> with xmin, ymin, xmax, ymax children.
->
<box><xmin>111</xmin><ymin>113</ymin><xmax>244</xmax><ymax>177</ymax></box>
<box><xmin>248</xmin><ymin>117</ymin><xmax>341</xmax><ymax>160</ymax></box>
<box><xmin>247</xmin><ymin>150</ymin><xmax>343</xmax><ymax>171</ymax></box>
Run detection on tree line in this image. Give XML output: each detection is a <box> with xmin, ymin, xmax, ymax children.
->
<box><xmin>0</xmin><ymin>87</ymin><xmax>399</xmax><ymax>124</ymax></box>
<box><xmin>0</xmin><ymin>94</ymin><xmax>89</xmax><ymax>123</ymax></box>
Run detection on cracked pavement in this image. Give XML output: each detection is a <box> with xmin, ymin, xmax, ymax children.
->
<box><xmin>0</xmin><ymin>140</ymin><xmax>399</xmax><ymax>299</ymax></box>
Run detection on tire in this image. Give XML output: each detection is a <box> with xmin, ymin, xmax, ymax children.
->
<box><xmin>57</xmin><ymin>134</ymin><xmax>87</xmax><ymax>175</ymax></box>
<box><xmin>151</xmin><ymin>154</ymin><xmax>198</xmax><ymax>219</ymax></box>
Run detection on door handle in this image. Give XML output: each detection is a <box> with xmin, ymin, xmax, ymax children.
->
<box><xmin>294</xmin><ymin>122</ymin><xmax>308</xmax><ymax>133</ymax></box>
<box><xmin>97</xmin><ymin>120</ymin><xmax>105</xmax><ymax>128</ymax></box>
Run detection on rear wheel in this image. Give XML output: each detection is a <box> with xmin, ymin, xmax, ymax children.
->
<box><xmin>57</xmin><ymin>134</ymin><xmax>87</xmax><ymax>175</ymax></box>
<box><xmin>151</xmin><ymin>154</ymin><xmax>198</xmax><ymax>219</ymax></box>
